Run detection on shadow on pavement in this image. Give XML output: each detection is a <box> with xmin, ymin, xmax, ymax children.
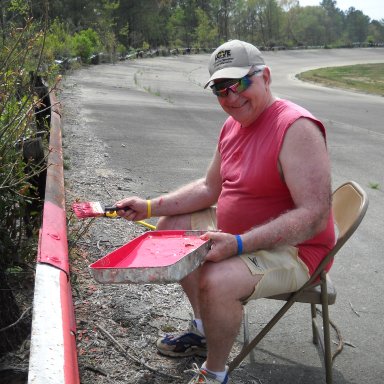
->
<box><xmin>232</xmin><ymin>348</ymin><xmax>351</xmax><ymax>384</ymax></box>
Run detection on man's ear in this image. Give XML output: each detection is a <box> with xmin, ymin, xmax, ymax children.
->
<box><xmin>263</xmin><ymin>66</ymin><xmax>272</xmax><ymax>86</ymax></box>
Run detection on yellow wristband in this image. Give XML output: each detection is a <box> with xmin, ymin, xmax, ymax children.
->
<box><xmin>146</xmin><ymin>200</ymin><xmax>151</xmax><ymax>218</ymax></box>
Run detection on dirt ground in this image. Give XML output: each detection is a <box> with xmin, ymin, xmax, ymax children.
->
<box><xmin>61</xmin><ymin>77</ymin><xmax>254</xmax><ymax>384</ymax></box>
<box><xmin>2</xmin><ymin>46</ymin><xmax>384</xmax><ymax>383</ymax></box>
<box><xmin>0</xmin><ymin>69</ymin><xmax>254</xmax><ymax>384</ymax></box>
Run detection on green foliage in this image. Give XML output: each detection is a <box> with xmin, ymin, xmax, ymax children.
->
<box><xmin>344</xmin><ymin>8</ymin><xmax>370</xmax><ymax>43</ymax></box>
<box><xmin>7</xmin><ymin>0</ymin><xmax>30</xmax><ymax>17</ymax></box>
<box><xmin>12</xmin><ymin>0</ymin><xmax>382</xmax><ymax>60</ymax></box>
<box><xmin>288</xmin><ymin>6</ymin><xmax>327</xmax><ymax>46</ymax></box>
<box><xmin>72</xmin><ymin>29</ymin><xmax>101</xmax><ymax>62</ymax></box>
<box><xmin>44</xmin><ymin>19</ymin><xmax>74</xmax><ymax>60</ymax></box>
<box><xmin>195</xmin><ymin>8</ymin><xmax>218</xmax><ymax>48</ymax></box>
<box><xmin>167</xmin><ymin>7</ymin><xmax>188</xmax><ymax>47</ymax></box>
<box><xmin>368</xmin><ymin>182</ymin><xmax>380</xmax><ymax>190</ymax></box>
<box><xmin>0</xmin><ymin>7</ymin><xmax>49</xmax><ymax>267</ymax></box>
<box><xmin>142</xmin><ymin>41</ymin><xmax>150</xmax><ymax>51</ymax></box>
<box><xmin>368</xmin><ymin>20</ymin><xmax>384</xmax><ymax>43</ymax></box>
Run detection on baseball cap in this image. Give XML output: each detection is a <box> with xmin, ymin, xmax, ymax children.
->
<box><xmin>204</xmin><ymin>40</ymin><xmax>265</xmax><ymax>88</ymax></box>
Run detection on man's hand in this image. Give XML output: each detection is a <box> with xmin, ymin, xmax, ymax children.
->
<box><xmin>115</xmin><ymin>197</ymin><xmax>148</xmax><ymax>221</ymax></box>
<box><xmin>201</xmin><ymin>231</ymin><xmax>239</xmax><ymax>262</ymax></box>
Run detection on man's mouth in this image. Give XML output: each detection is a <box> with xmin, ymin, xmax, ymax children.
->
<box><xmin>231</xmin><ymin>100</ymin><xmax>248</xmax><ymax>109</ymax></box>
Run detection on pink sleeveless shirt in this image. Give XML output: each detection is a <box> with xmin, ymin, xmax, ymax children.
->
<box><xmin>217</xmin><ymin>99</ymin><xmax>335</xmax><ymax>275</ymax></box>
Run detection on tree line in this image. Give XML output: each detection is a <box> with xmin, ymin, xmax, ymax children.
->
<box><xmin>2</xmin><ymin>0</ymin><xmax>384</xmax><ymax>64</ymax></box>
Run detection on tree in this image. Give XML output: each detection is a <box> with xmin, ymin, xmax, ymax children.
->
<box><xmin>278</xmin><ymin>0</ymin><xmax>298</xmax><ymax>12</ymax></box>
<box><xmin>231</xmin><ymin>0</ymin><xmax>251</xmax><ymax>41</ymax></box>
<box><xmin>320</xmin><ymin>0</ymin><xmax>344</xmax><ymax>45</ymax></box>
<box><xmin>216</xmin><ymin>0</ymin><xmax>235</xmax><ymax>42</ymax></box>
<box><xmin>280</xmin><ymin>0</ymin><xmax>302</xmax><ymax>45</ymax></box>
<box><xmin>195</xmin><ymin>7</ymin><xmax>218</xmax><ymax>48</ymax></box>
<box><xmin>247</xmin><ymin>0</ymin><xmax>283</xmax><ymax>47</ymax></box>
<box><xmin>22</xmin><ymin>0</ymin><xmax>384</xmax><ymax>52</ymax></box>
<box><xmin>344</xmin><ymin>7</ymin><xmax>370</xmax><ymax>43</ymax></box>
<box><xmin>289</xmin><ymin>6</ymin><xmax>327</xmax><ymax>46</ymax></box>
<box><xmin>115</xmin><ymin>0</ymin><xmax>170</xmax><ymax>49</ymax></box>
<box><xmin>367</xmin><ymin>20</ymin><xmax>384</xmax><ymax>45</ymax></box>
<box><xmin>92</xmin><ymin>0</ymin><xmax>119</xmax><ymax>61</ymax></box>
<box><xmin>167</xmin><ymin>6</ymin><xmax>185</xmax><ymax>47</ymax></box>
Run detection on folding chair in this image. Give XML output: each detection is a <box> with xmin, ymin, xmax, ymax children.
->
<box><xmin>229</xmin><ymin>181</ymin><xmax>369</xmax><ymax>384</ymax></box>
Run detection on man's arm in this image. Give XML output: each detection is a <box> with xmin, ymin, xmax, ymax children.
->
<box><xmin>204</xmin><ymin>118</ymin><xmax>332</xmax><ymax>262</ymax></box>
<box><xmin>116</xmin><ymin>148</ymin><xmax>222</xmax><ymax>221</ymax></box>
<box><xmin>242</xmin><ymin>118</ymin><xmax>332</xmax><ymax>251</ymax></box>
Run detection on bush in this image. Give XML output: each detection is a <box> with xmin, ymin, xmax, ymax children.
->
<box><xmin>45</xmin><ymin>19</ymin><xmax>75</xmax><ymax>62</ymax></box>
<box><xmin>0</xmin><ymin>10</ymin><xmax>51</xmax><ymax>355</ymax></box>
<box><xmin>0</xmin><ymin>23</ymin><xmax>47</xmax><ymax>265</ymax></box>
<box><xmin>73</xmin><ymin>28</ymin><xmax>102</xmax><ymax>63</ymax></box>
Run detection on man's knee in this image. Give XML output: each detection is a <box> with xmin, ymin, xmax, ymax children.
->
<box><xmin>156</xmin><ymin>216</ymin><xmax>171</xmax><ymax>230</ymax></box>
<box><xmin>198</xmin><ymin>262</ymin><xmax>228</xmax><ymax>297</ymax></box>
<box><xmin>156</xmin><ymin>214</ymin><xmax>192</xmax><ymax>230</ymax></box>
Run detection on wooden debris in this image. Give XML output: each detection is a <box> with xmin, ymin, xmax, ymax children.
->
<box><xmin>349</xmin><ymin>301</ymin><xmax>361</xmax><ymax>317</ymax></box>
<box><xmin>95</xmin><ymin>323</ymin><xmax>181</xmax><ymax>380</ymax></box>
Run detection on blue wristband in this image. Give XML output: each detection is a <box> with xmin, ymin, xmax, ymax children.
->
<box><xmin>235</xmin><ymin>235</ymin><xmax>243</xmax><ymax>255</ymax></box>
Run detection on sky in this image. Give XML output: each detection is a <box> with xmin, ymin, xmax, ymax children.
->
<box><xmin>298</xmin><ymin>0</ymin><xmax>384</xmax><ymax>21</ymax></box>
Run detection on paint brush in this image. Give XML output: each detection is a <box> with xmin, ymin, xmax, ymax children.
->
<box><xmin>72</xmin><ymin>201</ymin><xmax>156</xmax><ymax>230</ymax></box>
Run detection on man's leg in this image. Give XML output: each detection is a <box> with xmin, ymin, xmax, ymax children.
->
<box><xmin>155</xmin><ymin>214</ymin><xmax>208</xmax><ymax>358</ymax></box>
<box><xmin>156</xmin><ymin>215</ymin><xmax>201</xmax><ymax>317</ymax></box>
<box><xmin>198</xmin><ymin>257</ymin><xmax>262</xmax><ymax>373</ymax></box>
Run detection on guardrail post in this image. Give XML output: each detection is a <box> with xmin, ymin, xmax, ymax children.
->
<box><xmin>28</xmin><ymin>93</ymin><xmax>79</xmax><ymax>384</ymax></box>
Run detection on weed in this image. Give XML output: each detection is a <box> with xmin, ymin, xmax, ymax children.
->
<box><xmin>368</xmin><ymin>182</ymin><xmax>380</xmax><ymax>190</ymax></box>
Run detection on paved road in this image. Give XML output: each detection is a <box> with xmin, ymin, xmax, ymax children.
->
<box><xmin>65</xmin><ymin>48</ymin><xmax>384</xmax><ymax>383</ymax></box>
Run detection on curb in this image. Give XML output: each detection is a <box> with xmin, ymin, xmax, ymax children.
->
<box><xmin>28</xmin><ymin>93</ymin><xmax>79</xmax><ymax>384</ymax></box>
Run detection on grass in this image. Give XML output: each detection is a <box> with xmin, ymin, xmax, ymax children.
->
<box><xmin>63</xmin><ymin>154</ymin><xmax>71</xmax><ymax>170</ymax></box>
<box><xmin>135</xmin><ymin>70</ymin><xmax>173</xmax><ymax>103</ymax></box>
<box><xmin>368</xmin><ymin>182</ymin><xmax>381</xmax><ymax>190</ymax></box>
<box><xmin>297</xmin><ymin>63</ymin><xmax>384</xmax><ymax>96</ymax></box>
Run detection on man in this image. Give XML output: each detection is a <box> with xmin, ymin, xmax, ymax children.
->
<box><xmin>116</xmin><ymin>40</ymin><xmax>335</xmax><ymax>384</ymax></box>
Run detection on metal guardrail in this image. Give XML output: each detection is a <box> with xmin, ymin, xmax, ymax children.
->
<box><xmin>28</xmin><ymin>93</ymin><xmax>80</xmax><ymax>384</ymax></box>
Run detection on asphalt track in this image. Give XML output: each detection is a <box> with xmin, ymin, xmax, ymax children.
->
<box><xmin>65</xmin><ymin>48</ymin><xmax>384</xmax><ymax>383</ymax></box>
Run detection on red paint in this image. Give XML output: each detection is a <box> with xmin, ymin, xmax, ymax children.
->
<box><xmin>38</xmin><ymin>200</ymin><xmax>69</xmax><ymax>274</ymax></box>
<box><xmin>60</xmin><ymin>272</ymin><xmax>80</xmax><ymax>384</ymax></box>
<box><xmin>32</xmin><ymin>93</ymin><xmax>79</xmax><ymax>383</ymax></box>
<box><xmin>72</xmin><ymin>201</ymin><xmax>104</xmax><ymax>218</ymax></box>
<box><xmin>92</xmin><ymin>231</ymin><xmax>207</xmax><ymax>269</ymax></box>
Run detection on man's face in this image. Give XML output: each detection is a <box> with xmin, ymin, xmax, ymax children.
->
<box><xmin>216</xmin><ymin>67</ymin><xmax>272</xmax><ymax>127</ymax></box>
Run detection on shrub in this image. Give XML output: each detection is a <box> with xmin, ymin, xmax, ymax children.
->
<box><xmin>73</xmin><ymin>28</ymin><xmax>102</xmax><ymax>62</ymax></box>
<box><xmin>45</xmin><ymin>19</ymin><xmax>75</xmax><ymax>61</ymax></box>
<box><xmin>0</xmin><ymin>9</ymin><xmax>51</xmax><ymax>355</ymax></box>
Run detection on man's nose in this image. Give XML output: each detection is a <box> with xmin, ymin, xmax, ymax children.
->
<box><xmin>226</xmin><ymin>88</ymin><xmax>240</xmax><ymax>99</ymax></box>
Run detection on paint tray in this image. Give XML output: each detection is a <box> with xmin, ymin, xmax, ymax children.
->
<box><xmin>89</xmin><ymin>230</ymin><xmax>211</xmax><ymax>284</ymax></box>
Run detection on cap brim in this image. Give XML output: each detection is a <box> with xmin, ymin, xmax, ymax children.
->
<box><xmin>204</xmin><ymin>66</ymin><xmax>251</xmax><ymax>88</ymax></box>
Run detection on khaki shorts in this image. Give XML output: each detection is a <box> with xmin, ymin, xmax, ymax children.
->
<box><xmin>191</xmin><ymin>207</ymin><xmax>310</xmax><ymax>303</ymax></box>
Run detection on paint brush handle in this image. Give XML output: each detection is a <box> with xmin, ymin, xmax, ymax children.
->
<box><xmin>135</xmin><ymin>220</ymin><xmax>156</xmax><ymax>230</ymax></box>
<box><xmin>104</xmin><ymin>205</ymin><xmax>121</xmax><ymax>212</ymax></box>
<box><xmin>104</xmin><ymin>206</ymin><xmax>156</xmax><ymax>230</ymax></box>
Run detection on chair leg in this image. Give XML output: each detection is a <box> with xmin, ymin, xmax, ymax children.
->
<box><xmin>229</xmin><ymin>298</ymin><xmax>297</xmax><ymax>372</ymax></box>
<box><xmin>242</xmin><ymin>306</ymin><xmax>256</xmax><ymax>363</ymax></box>
<box><xmin>320</xmin><ymin>272</ymin><xmax>333</xmax><ymax>384</ymax></box>
<box><xmin>243</xmin><ymin>306</ymin><xmax>249</xmax><ymax>346</ymax></box>
<box><xmin>311</xmin><ymin>303</ymin><xmax>318</xmax><ymax>345</ymax></box>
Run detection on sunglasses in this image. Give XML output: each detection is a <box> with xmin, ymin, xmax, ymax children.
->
<box><xmin>210</xmin><ymin>69</ymin><xmax>263</xmax><ymax>98</ymax></box>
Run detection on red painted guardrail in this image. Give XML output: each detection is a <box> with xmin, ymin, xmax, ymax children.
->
<box><xmin>28</xmin><ymin>93</ymin><xmax>80</xmax><ymax>384</ymax></box>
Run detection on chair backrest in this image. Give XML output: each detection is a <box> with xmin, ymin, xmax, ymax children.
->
<box><xmin>332</xmin><ymin>181</ymin><xmax>369</xmax><ymax>249</ymax></box>
<box><xmin>304</xmin><ymin>181</ymin><xmax>368</xmax><ymax>286</ymax></box>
